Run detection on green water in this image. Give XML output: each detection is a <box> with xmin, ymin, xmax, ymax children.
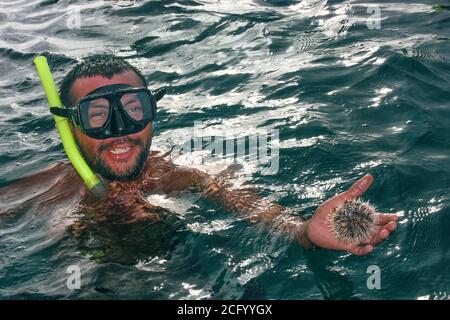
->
<box><xmin>0</xmin><ymin>0</ymin><xmax>449</xmax><ymax>299</ymax></box>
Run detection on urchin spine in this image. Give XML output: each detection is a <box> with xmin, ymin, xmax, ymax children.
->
<box><xmin>329</xmin><ymin>198</ymin><xmax>378</xmax><ymax>243</ymax></box>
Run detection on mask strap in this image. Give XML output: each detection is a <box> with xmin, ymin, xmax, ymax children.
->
<box><xmin>50</xmin><ymin>107</ymin><xmax>72</xmax><ymax>118</ymax></box>
<box><xmin>154</xmin><ymin>88</ymin><xmax>166</xmax><ymax>101</ymax></box>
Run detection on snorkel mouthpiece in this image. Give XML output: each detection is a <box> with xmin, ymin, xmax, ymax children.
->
<box><xmin>34</xmin><ymin>55</ymin><xmax>108</xmax><ymax>197</ymax></box>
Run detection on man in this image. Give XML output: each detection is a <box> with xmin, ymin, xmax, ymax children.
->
<box><xmin>1</xmin><ymin>54</ymin><xmax>398</xmax><ymax>256</ymax></box>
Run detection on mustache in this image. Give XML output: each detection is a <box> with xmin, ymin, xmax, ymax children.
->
<box><xmin>98</xmin><ymin>137</ymin><xmax>144</xmax><ymax>153</ymax></box>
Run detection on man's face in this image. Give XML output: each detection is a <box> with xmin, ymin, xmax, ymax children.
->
<box><xmin>70</xmin><ymin>70</ymin><xmax>153</xmax><ymax>181</ymax></box>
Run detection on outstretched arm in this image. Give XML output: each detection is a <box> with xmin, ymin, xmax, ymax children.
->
<box><xmin>159</xmin><ymin>164</ymin><xmax>285</xmax><ymax>219</ymax></box>
<box><xmin>165</xmin><ymin>165</ymin><xmax>398</xmax><ymax>256</ymax></box>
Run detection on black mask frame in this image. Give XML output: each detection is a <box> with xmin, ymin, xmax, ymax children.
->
<box><xmin>50</xmin><ymin>84</ymin><xmax>166</xmax><ymax>139</ymax></box>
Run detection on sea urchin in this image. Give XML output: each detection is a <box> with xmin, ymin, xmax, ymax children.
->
<box><xmin>329</xmin><ymin>198</ymin><xmax>378</xmax><ymax>243</ymax></box>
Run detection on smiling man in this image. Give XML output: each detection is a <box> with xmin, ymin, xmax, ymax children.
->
<box><xmin>1</xmin><ymin>54</ymin><xmax>398</xmax><ymax>255</ymax></box>
<box><xmin>59</xmin><ymin>56</ymin><xmax>156</xmax><ymax>182</ymax></box>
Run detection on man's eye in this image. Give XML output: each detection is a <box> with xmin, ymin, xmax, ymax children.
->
<box><xmin>126</xmin><ymin>104</ymin><xmax>143</xmax><ymax>113</ymax></box>
<box><xmin>129</xmin><ymin>106</ymin><xmax>142</xmax><ymax>112</ymax></box>
<box><xmin>90</xmin><ymin>111</ymin><xmax>107</xmax><ymax>118</ymax></box>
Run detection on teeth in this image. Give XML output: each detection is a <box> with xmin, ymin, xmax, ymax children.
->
<box><xmin>109</xmin><ymin>147</ymin><xmax>131</xmax><ymax>154</ymax></box>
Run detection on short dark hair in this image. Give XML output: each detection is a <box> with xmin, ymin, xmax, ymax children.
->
<box><xmin>59</xmin><ymin>54</ymin><xmax>148</xmax><ymax>107</ymax></box>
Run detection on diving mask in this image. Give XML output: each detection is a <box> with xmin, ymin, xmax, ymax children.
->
<box><xmin>51</xmin><ymin>83</ymin><xmax>166</xmax><ymax>139</ymax></box>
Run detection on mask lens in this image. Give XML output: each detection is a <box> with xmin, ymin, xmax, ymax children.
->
<box><xmin>80</xmin><ymin>97</ymin><xmax>110</xmax><ymax>129</ymax></box>
<box><xmin>120</xmin><ymin>91</ymin><xmax>154</xmax><ymax>122</ymax></box>
<box><xmin>121</xmin><ymin>92</ymin><xmax>144</xmax><ymax>121</ymax></box>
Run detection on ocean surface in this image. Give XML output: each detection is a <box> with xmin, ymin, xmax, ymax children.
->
<box><xmin>0</xmin><ymin>0</ymin><xmax>449</xmax><ymax>299</ymax></box>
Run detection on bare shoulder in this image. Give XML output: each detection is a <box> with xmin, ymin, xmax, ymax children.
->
<box><xmin>142</xmin><ymin>149</ymin><xmax>216</xmax><ymax>194</ymax></box>
<box><xmin>138</xmin><ymin>149</ymin><xmax>177</xmax><ymax>187</ymax></box>
<box><xmin>1</xmin><ymin>161</ymin><xmax>74</xmax><ymax>193</ymax></box>
<box><xmin>0</xmin><ymin>161</ymin><xmax>85</xmax><ymax>215</ymax></box>
<box><xmin>146</xmin><ymin>149</ymin><xmax>177</xmax><ymax>172</ymax></box>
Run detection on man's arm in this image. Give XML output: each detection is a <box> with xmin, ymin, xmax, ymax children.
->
<box><xmin>159</xmin><ymin>164</ymin><xmax>314</xmax><ymax>248</ymax></box>
<box><xmin>201</xmin><ymin>178</ymin><xmax>316</xmax><ymax>249</ymax></box>
<box><xmin>163</xmin><ymin>165</ymin><xmax>398</xmax><ymax>256</ymax></box>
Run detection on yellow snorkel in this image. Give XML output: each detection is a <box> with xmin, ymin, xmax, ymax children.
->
<box><xmin>34</xmin><ymin>56</ymin><xmax>108</xmax><ymax>197</ymax></box>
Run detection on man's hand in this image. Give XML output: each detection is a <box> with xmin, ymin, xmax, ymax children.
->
<box><xmin>166</xmin><ymin>164</ymin><xmax>398</xmax><ymax>256</ymax></box>
<box><xmin>301</xmin><ymin>174</ymin><xmax>398</xmax><ymax>256</ymax></box>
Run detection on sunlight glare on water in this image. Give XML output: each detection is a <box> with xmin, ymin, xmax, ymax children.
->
<box><xmin>0</xmin><ymin>0</ymin><xmax>449</xmax><ymax>299</ymax></box>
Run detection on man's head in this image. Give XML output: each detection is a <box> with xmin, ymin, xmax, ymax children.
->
<box><xmin>59</xmin><ymin>54</ymin><xmax>153</xmax><ymax>182</ymax></box>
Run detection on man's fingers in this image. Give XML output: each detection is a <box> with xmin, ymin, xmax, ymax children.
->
<box><xmin>385</xmin><ymin>220</ymin><xmax>397</xmax><ymax>232</ymax></box>
<box><xmin>375</xmin><ymin>213</ymin><xmax>399</xmax><ymax>225</ymax></box>
<box><xmin>369</xmin><ymin>228</ymin><xmax>390</xmax><ymax>245</ymax></box>
<box><xmin>343</xmin><ymin>174</ymin><xmax>374</xmax><ymax>200</ymax></box>
<box><xmin>366</xmin><ymin>221</ymin><xmax>397</xmax><ymax>245</ymax></box>
<box><xmin>347</xmin><ymin>243</ymin><xmax>373</xmax><ymax>256</ymax></box>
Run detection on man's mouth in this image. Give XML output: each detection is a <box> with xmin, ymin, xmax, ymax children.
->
<box><xmin>109</xmin><ymin>147</ymin><xmax>131</xmax><ymax>155</ymax></box>
<box><xmin>104</xmin><ymin>143</ymin><xmax>138</xmax><ymax>161</ymax></box>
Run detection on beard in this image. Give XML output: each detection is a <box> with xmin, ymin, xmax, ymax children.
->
<box><xmin>79</xmin><ymin>136</ymin><xmax>152</xmax><ymax>182</ymax></box>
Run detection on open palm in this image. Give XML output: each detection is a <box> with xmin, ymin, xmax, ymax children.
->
<box><xmin>306</xmin><ymin>174</ymin><xmax>398</xmax><ymax>256</ymax></box>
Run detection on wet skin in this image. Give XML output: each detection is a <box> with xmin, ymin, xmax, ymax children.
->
<box><xmin>0</xmin><ymin>71</ymin><xmax>398</xmax><ymax>256</ymax></box>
